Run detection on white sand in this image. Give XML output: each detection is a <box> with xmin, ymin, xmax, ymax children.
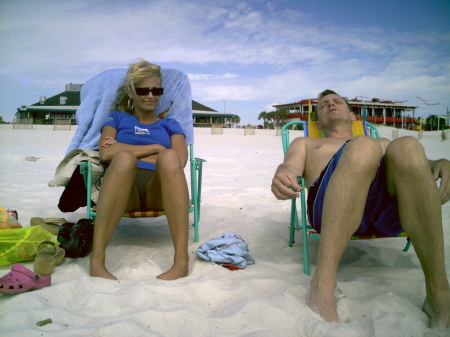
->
<box><xmin>0</xmin><ymin>124</ymin><xmax>449</xmax><ymax>337</ymax></box>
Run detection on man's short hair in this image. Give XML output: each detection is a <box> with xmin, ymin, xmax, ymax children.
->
<box><xmin>318</xmin><ymin>89</ymin><xmax>339</xmax><ymax>100</ymax></box>
<box><xmin>317</xmin><ymin>89</ymin><xmax>352</xmax><ymax>112</ymax></box>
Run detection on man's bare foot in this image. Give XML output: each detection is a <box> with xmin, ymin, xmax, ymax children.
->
<box><xmin>156</xmin><ymin>261</ymin><xmax>188</xmax><ymax>281</ymax></box>
<box><xmin>309</xmin><ymin>282</ymin><xmax>339</xmax><ymax>322</ymax></box>
<box><xmin>422</xmin><ymin>293</ymin><xmax>450</xmax><ymax>330</ymax></box>
<box><xmin>90</xmin><ymin>256</ymin><xmax>117</xmax><ymax>280</ymax></box>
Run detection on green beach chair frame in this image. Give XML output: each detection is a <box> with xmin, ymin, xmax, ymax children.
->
<box><xmin>281</xmin><ymin>120</ymin><xmax>411</xmax><ymax>275</ymax></box>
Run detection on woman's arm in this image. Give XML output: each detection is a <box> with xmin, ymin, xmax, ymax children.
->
<box><xmin>170</xmin><ymin>134</ymin><xmax>188</xmax><ymax>168</ymax></box>
<box><xmin>98</xmin><ymin>125</ymin><xmax>166</xmax><ymax>162</ymax></box>
<box><xmin>132</xmin><ymin>134</ymin><xmax>188</xmax><ymax>167</ymax></box>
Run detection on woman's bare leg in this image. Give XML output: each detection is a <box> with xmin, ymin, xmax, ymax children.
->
<box><xmin>146</xmin><ymin>149</ymin><xmax>189</xmax><ymax>280</ymax></box>
<box><xmin>90</xmin><ymin>151</ymin><xmax>140</xmax><ymax>280</ymax></box>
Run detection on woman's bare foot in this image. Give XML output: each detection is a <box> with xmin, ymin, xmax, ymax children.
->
<box><xmin>157</xmin><ymin>261</ymin><xmax>189</xmax><ymax>281</ymax></box>
<box><xmin>309</xmin><ymin>281</ymin><xmax>339</xmax><ymax>322</ymax></box>
<box><xmin>90</xmin><ymin>256</ymin><xmax>117</xmax><ymax>280</ymax></box>
<box><xmin>422</xmin><ymin>293</ymin><xmax>450</xmax><ymax>330</ymax></box>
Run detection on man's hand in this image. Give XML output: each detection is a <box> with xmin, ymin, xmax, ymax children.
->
<box><xmin>431</xmin><ymin>159</ymin><xmax>450</xmax><ymax>204</ymax></box>
<box><xmin>271</xmin><ymin>165</ymin><xmax>303</xmax><ymax>200</ymax></box>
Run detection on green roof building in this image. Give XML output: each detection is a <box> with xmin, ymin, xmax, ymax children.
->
<box><xmin>16</xmin><ymin>84</ymin><xmax>236</xmax><ymax>127</ymax></box>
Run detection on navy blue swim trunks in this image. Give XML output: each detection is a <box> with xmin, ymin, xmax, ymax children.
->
<box><xmin>307</xmin><ymin>141</ymin><xmax>403</xmax><ymax>237</ymax></box>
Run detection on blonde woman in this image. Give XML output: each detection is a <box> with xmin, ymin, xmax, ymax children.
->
<box><xmin>90</xmin><ymin>60</ymin><xmax>189</xmax><ymax>281</ymax></box>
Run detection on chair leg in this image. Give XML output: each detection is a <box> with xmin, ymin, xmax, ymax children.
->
<box><xmin>299</xmin><ymin>187</ymin><xmax>310</xmax><ymax>275</ymax></box>
<box><xmin>294</xmin><ymin>207</ymin><xmax>300</xmax><ymax>230</ymax></box>
<box><xmin>191</xmin><ymin>158</ymin><xmax>205</xmax><ymax>243</ymax></box>
<box><xmin>191</xmin><ymin>179</ymin><xmax>199</xmax><ymax>243</ymax></box>
<box><xmin>289</xmin><ymin>199</ymin><xmax>298</xmax><ymax>247</ymax></box>
<box><xmin>193</xmin><ymin>208</ymin><xmax>199</xmax><ymax>243</ymax></box>
<box><xmin>196</xmin><ymin>161</ymin><xmax>204</xmax><ymax>223</ymax></box>
<box><xmin>79</xmin><ymin>161</ymin><xmax>96</xmax><ymax>222</ymax></box>
<box><xmin>302</xmin><ymin>230</ymin><xmax>310</xmax><ymax>275</ymax></box>
<box><xmin>403</xmin><ymin>237</ymin><xmax>412</xmax><ymax>252</ymax></box>
<box><xmin>288</xmin><ymin>177</ymin><xmax>311</xmax><ymax>275</ymax></box>
<box><xmin>193</xmin><ymin>169</ymin><xmax>200</xmax><ymax>244</ymax></box>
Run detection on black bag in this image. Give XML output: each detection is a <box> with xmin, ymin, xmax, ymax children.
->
<box><xmin>57</xmin><ymin>219</ymin><xmax>94</xmax><ymax>258</ymax></box>
<box><xmin>58</xmin><ymin>167</ymin><xmax>87</xmax><ymax>212</ymax></box>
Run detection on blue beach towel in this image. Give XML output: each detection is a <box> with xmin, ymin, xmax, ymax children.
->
<box><xmin>66</xmin><ymin>67</ymin><xmax>194</xmax><ymax>154</ymax></box>
<box><xmin>196</xmin><ymin>233</ymin><xmax>255</xmax><ymax>268</ymax></box>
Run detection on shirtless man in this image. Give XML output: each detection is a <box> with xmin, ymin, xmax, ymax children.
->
<box><xmin>271</xmin><ymin>89</ymin><xmax>450</xmax><ymax>330</ymax></box>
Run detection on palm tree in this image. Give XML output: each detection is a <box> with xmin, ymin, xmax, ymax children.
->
<box><xmin>258</xmin><ymin>111</ymin><xmax>267</xmax><ymax>128</ymax></box>
<box><xmin>265</xmin><ymin>111</ymin><xmax>275</xmax><ymax>128</ymax></box>
<box><xmin>274</xmin><ymin>107</ymin><xmax>289</xmax><ymax>127</ymax></box>
<box><xmin>230</xmin><ymin>115</ymin><xmax>241</xmax><ymax>128</ymax></box>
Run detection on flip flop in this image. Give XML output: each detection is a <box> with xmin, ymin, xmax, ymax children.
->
<box><xmin>30</xmin><ymin>217</ymin><xmax>66</xmax><ymax>235</ymax></box>
<box><xmin>34</xmin><ymin>241</ymin><xmax>66</xmax><ymax>276</ymax></box>
<box><xmin>0</xmin><ymin>264</ymin><xmax>51</xmax><ymax>295</ymax></box>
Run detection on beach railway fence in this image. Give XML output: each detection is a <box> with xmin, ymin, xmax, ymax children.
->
<box><xmin>211</xmin><ymin>123</ymin><xmax>224</xmax><ymax>135</ymax></box>
<box><xmin>53</xmin><ymin>118</ymin><xmax>72</xmax><ymax>131</ymax></box>
<box><xmin>244</xmin><ymin>125</ymin><xmax>256</xmax><ymax>135</ymax></box>
<box><xmin>13</xmin><ymin>118</ymin><xmax>33</xmax><ymax>129</ymax></box>
<box><xmin>275</xmin><ymin>126</ymin><xmax>282</xmax><ymax>136</ymax></box>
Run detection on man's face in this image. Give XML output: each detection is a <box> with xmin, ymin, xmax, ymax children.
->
<box><xmin>317</xmin><ymin>94</ymin><xmax>355</xmax><ymax>125</ymax></box>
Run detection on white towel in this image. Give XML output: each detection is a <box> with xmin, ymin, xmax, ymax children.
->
<box><xmin>48</xmin><ymin>149</ymin><xmax>104</xmax><ymax>203</ymax></box>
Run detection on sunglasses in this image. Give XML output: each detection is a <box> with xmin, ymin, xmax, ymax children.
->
<box><xmin>135</xmin><ymin>87</ymin><xmax>164</xmax><ymax>96</ymax></box>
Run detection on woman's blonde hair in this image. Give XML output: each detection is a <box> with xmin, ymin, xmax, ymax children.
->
<box><xmin>115</xmin><ymin>60</ymin><xmax>162</xmax><ymax>113</ymax></box>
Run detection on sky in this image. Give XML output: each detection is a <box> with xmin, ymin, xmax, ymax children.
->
<box><xmin>0</xmin><ymin>0</ymin><xmax>449</xmax><ymax>125</ymax></box>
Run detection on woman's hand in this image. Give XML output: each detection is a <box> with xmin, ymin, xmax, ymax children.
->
<box><xmin>153</xmin><ymin>144</ymin><xmax>167</xmax><ymax>153</ymax></box>
<box><xmin>101</xmin><ymin>136</ymin><xmax>117</xmax><ymax>148</ymax></box>
<box><xmin>140</xmin><ymin>145</ymin><xmax>168</xmax><ymax>164</ymax></box>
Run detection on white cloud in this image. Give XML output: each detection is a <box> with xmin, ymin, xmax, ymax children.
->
<box><xmin>189</xmin><ymin>73</ymin><xmax>240</xmax><ymax>80</ymax></box>
<box><xmin>3</xmin><ymin>0</ymin><xmax>424</xmax><ymax>69</ymax></box>
<box><xmin>0</xmin><ymin>0</ymin><xmax>449</xmax><ymax>123</ymax></box>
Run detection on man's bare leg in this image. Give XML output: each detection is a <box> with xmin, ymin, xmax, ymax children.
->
<box><xmin>385</xmin><ymin>137</ymin><xmax>450</xmax><ymax>330</ymax></box>
<box><xmin>309</xmin><ymin>137</ymin><xmax>383</xmax><ymax>321</ymax></box>
<box><xmin>147</xmin><ymin>149</ymin><xmax>189</xmax><ymax>280</ymax></box>
<box><xmin>90</xmin><ymin>151</ymin><xmax>139</xmax><ymax>280</ymax></box>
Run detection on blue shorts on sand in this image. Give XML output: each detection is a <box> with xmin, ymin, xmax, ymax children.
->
<box><xmin>307</xmin><ymin>142</ymin><xmax>403</xmax><ymax>237</ymax></box>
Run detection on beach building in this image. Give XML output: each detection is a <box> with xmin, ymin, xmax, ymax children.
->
<box><xmin>192</xmin><ymin>101</ymin><xmax>236</xmax><ymax>127</ymax></box>
<box><xmin>273</xmin><ymin>97</ymin><xmax>418</xmax><ymax>128</ymax></box>
<box><xmin>16</xmin><ymin>84</ymin><xmax>235</xmax><ymax>126</ymax></box>
<box><xmin>16</xmin><ymin>83</ymin><xmax>82</xmax><ymax>125</ymax></box>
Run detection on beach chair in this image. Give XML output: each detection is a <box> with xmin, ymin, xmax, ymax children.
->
<box><xmin>72</xmin><ymin>67</ymin><xmax>205</xmax><ymax>242</ymax></box>
<box><xmin>281</xmin><ymin>120</ymin><xmax>411</xmax><ymax>275</ymax></box>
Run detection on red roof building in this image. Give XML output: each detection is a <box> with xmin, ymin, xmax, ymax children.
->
<box><xmin>273</xmin><ymin>97</ymin><xmax>418</xmax><ymax>127</ymax></box>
